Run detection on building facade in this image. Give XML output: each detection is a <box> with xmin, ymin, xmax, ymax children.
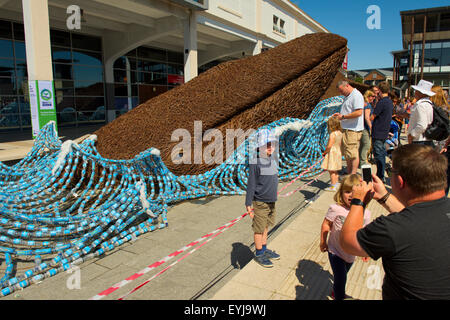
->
<box><xmin>347</xmin><ymin>68</ymin><xmax>393</xmax><ymax>87</ymax></box>
<box><xmin>0</xmin><ymin>0</ymin><xmax>327</xmax><ymax>134</ymax></box>
<box><xmin>392</xmin><ymin>6</ymin><xmax>450</xmax><ymax>96</ymax></box>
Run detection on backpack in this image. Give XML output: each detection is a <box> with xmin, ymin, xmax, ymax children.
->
<box><xmin>424</xmin><ymin>102</ymin><xmax>450</xmax><ymax>141</ymax></box>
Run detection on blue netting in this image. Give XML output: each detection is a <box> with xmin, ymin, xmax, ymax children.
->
<box><xmin>0</xmin><ymin>96</ymin><xmax>343</xmax><ymax>296</ymax></box>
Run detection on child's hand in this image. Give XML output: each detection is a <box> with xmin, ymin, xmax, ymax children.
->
<box><xmin>246</xmin><ymin>206</ymin><xmax>254</xmax><ymax>218</ymax></box>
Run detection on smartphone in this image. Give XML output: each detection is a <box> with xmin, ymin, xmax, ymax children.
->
<box><xmin>361</xmin><ymin>164</ymin><xmax>372</xmax><ymax>183</ymax></box>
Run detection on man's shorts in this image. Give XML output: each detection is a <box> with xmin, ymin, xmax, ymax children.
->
<box><xmin>342</xmin><ymin>129</ymin><xmax>363</xmax><ymax>161</ymax></box>
<box><xmin>252</xmin><ymin>201</ymin><xmax>276</xmax><ymax>234</ymax></box>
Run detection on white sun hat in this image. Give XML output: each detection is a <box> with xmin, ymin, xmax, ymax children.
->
<box><xmin>411</xmin><ymin>79</ymin><xmax>436</xmax><ymax>97</ymax></box>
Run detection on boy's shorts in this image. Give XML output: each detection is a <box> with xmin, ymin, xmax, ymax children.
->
<box><xmin>342</xmin><ymin>129</ymin><xmax>362</xmax><ymax>161</ymax></box>
<box><xmin>252</xmin><ymin>201</ymin><xmax>276</xmax><ymax>234</ymax></box>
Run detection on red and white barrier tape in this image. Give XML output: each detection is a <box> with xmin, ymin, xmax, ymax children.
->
<box><xmin>89</xmin><ymin>212</ymin><xmax>248</xmax><ymax>300</ymax></box>
<box><xmin>279</xmin><ymin>170</ymin><xmax>326</xmax><ymax>198</ymax></box>
<box><xmin>117</xmin><ymin>223</ymin><xmax>234</xmax><ymax>300</ymax></box>
<box><xmin>277</xmin><ymin>158</ymin><xmax>323</xmax><ymax>194</ymax></box>
<box><xmin>90</xmin><ymin>159</ymin><xmax>324</xmax><ymax>300</ymax></box>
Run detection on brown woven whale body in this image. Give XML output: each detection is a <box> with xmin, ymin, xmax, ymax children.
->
<box><xmin>94</xmin><ymin>33</ymin><xmax>348</xmax><ymax>175</ymax></box>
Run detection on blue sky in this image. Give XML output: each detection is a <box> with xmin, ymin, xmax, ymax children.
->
<box><xmin>291</xmin><ymin>0</ymin><xmax>449</xmax><ymax>70</ymax></box>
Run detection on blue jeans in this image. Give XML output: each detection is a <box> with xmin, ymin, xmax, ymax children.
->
<box><xmin>372</xmin><ymin>138</ymin><xmax>386</xmax><ymax>182</ymax></box>
<box><xmin>328</xmin><ymin>252</ymin><xmax>353</xmax><ymax>300</ymax></box>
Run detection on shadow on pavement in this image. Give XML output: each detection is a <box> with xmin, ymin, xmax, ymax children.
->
<box><xmin>230</xmin><ymin>242</ymin><xmax>254</xmax><ymax>270</ymax></box>
<box><xmin>295</xmin><ymin>259</ymin><xmax>333</xmax><ymax>300</ymax></box>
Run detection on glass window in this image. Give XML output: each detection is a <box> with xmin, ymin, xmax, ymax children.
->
<box><xmin>138</xmin><ymin>60</ymin><xmax>167</xmax><ymax>73</ymax></box>
<box><xmin>18</xmin><ymin>96</ymin><xmax>30</xmax><ymax>114</ymax></box>
<box><xmin>15</xmin><ymin>63</ymin><xmax>27</xmax><ymax>78</ymax></box>
<box><xmin>51</xmin><ymin>30</ymin><xmax>71</xmax><ymax>47</ymax></box>
<box><xmin>114</xmin><ymin>84</ymin><xmax>128</xmax><ymax>97</ymax></box>
<box><xmin>442</xmin><ymin>48</ymin><xmax>450</xmax><ymax>66</ymax></box>
<box><xmin>114</xmin><ymin>69</ymin><xmax>127</xmax><ymax>83</ymax></box>
<box><xmin>21</xmin><ymin>113</ymin><xmax>31</xmax><ymax>127</ymax></box>
<box><xmin>168</xmin><ymin>51</ymin><xmax>183</xmax><ymax>64</ymax></box>
<box><xmin>14</xmin><ymin>41</ymin><xmax>26</xmax><ymax>60</ymax></box>
<box><xmin>16</xmin><ymin>77</ymin><xmax>28</xmax><ymax>95</ymax></box>
<box><xmin>0</xmin><ymin>96</ymin><xmax>18</xmax><ymax>114</ymax></box>
<box><xmin>168</xmin><ymin>64</ymin><xmax>184</xmax><ymax>75</ymax></box>
<box><xmin>114</xmin><ymin>97</ymin><xmax>138</xmax><ymax>112</ymax></box>
<box><xmin>71</xmin><ymin>33</ymin><xmax>101</xmax><ymax>52</ymax></box>
<box><xmin>13</xmin><ymin>23</ymin><xmax>24</xmax><ymax>41</ymax></box>
<box><xmin>73</xmin><ymin>65</ymin><xmax>103</xmax><ymax>82</ymax></box>
<box><xmin>52</xmin><ymin>47</ymin><xmax>72</xmax><ymax>63</ymax></box>
<box><xmin>440</xmin><ymin>13</ymin><xmax>450</xmax><ymax>32</ymax></box>
<box><xmin>0</xmin><ymin>77</ymin><xmax>15</xmax><ymax>95</ymax></box>
<box><xmin>56</xmin><ymin>96</ymin><xmax>75</xmax><ymax>112</ymax></box>
<box><xmin>0</xmin><ymin>58</ymin><xmax>14</xmax><ymax>77</ymax></box>
<box><xmin>54</xmin><ymin>80</ymin><xmax>74</xmax><ymax>89</ymax></box>
<box><xmin>114</xmin><ymin>84</ymin><xmax>137</xmax><ymax>97</ymax></box>
<box><xmin>75</xmin><ymin>96</ymin><xmax>104</xmax><ymax>112</ymax></box>
<box><xmin>72</xmin><ymin>50</ymin><xmax>102</xmax><ymax>66</ymax></box>
<box><xmin>426</xmin><ymin>14</ymin><xmax>439</xmax><ymax>33</ymax></box>
<box><xmin>128</xmin><ymin>58</ymin><xmax>137</xmax><ymax>71</ymax></box>
<box><xmin>168</xmin><ymin>74</ymin><xmax>184</xmax><ymax>85</ymax></box>
<box><xmin>137</xmin><ymin>72</ymin><xmax>150</xmax><ymax>83</ymax></box>
<box><xmin>54</xmin><ymin>63</ymin><xmax>73</xmax><ymax>80</ymax></box>
<box><xmin>0</xmin><ymin>114</ymin><xmax>21</xmax><ymax>128</ymax></box>
<box><xmin>431</xmin><ymin>42</ymin><xmax>442</xmax><ymax>49</ymax></box>
<box><xmin>125</xmin><ymin>49</ymin><xmax>136</xmax><ymax>57</ymax></box>
<box><xmin>57</xmin><ymin>106</ymin><xmax>77</xmax><ymax>124</ymax></box>
<box><xmin>138</xmin><ymin>47</ymin><xmax>166</xmax><ymax>61</ymax></box>
<box><xmin>74</xmin><ymin>81</ymin><xmax>104</xmax><ymax>96</ymax></box>
<box><xmin>116</xmin><ymin>57</ymin><xmax>137</xmax><ymax>70</ymax></box>
<box><xmin>114</xmin><ymin>97</ymin><xmax>129</xmax><ymax>111</ymax></box>
<box><xmin>0</xmin><ymin>39</ymin><xmax>13</xmax><ymax>58</ymax></box>
<box><xmin>113</xmin><ymin>57</ymin><xmax>127</xmax><ymax>70</ymax></box>
<box><xmin>85</xmin><ymin>106</ymin><xmax>105</xmax><ymax>122</ymax></box>
<box><xmin>423</xmin><ymin>48</ymin><xmax>442</xmax><ymax>67</ymax></box>
<box><xmin>55</xmin><ymin>87</ymin><xmax>74</xmax><ymax>97</ymax></box>
<box><xmin>150</xmin><ymin>73</ymin><xmax>167</xmax><ymax>85</ymax></box>
<box><xmin>54</xmin><ymin>80</ymin><xmax>74</xmax><ymax>96</ymax></box>
<box><xmin>0</xmin><ymin>20</ymin><xmax>12</xmax><ymax>39</ymax></box>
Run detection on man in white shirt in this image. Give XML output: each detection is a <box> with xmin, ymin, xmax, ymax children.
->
<box><xmin>407</xmin><ymin>80</ymin><xmax>435</xmax><ymax>146</ymax></box>
<box><xmin>333</xmin><ymin>81</ymin><xmax>365</xmax><ymax>174</ymax></box>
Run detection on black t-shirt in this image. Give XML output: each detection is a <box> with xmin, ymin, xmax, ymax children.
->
<box><xmin>372</xmin><ymin>97</ymin><xmax>393</xmax><ymax>140</ymax></box>
<box><xmin>357</xmin><ymin>197</ymin><xmax>450</xmax><ymax>300</ymax></box>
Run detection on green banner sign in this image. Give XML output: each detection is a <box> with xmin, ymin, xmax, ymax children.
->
<box><xmin>29</xmin><ymin>80</ymin><xmax>58</xmax><ymax>139</ymax></box>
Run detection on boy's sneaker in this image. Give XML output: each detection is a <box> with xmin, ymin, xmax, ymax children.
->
<box><xmin>254</xmin><ymin>253</ymin><xmax>273</xmax><ymax>268</ymax></box>
<box><xmin>324</xmin><ymin>185</ymin><xmax>337</xmax><ymax>192</ymax></box>
<box><xmin>264</xmin><ymin>248</ymin><xmax>280</xmax><ymax>260</ymax></box>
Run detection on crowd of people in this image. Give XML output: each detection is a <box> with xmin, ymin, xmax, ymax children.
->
<box><xmin>245</xmin><ymin>79</ymin><xmax>450</xmax><ymax>300</ymax></box>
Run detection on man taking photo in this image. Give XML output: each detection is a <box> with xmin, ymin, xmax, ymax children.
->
<box><xmin>339</xmin><ymin>144</ymin><xmax>450</xmax><ymax>299</ymax></box>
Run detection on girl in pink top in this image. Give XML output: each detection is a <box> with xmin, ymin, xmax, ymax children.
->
<box><xmin>320</xmin><ymin>174</ymin><xmax>371</xmax><ymax>300</ymax></box>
